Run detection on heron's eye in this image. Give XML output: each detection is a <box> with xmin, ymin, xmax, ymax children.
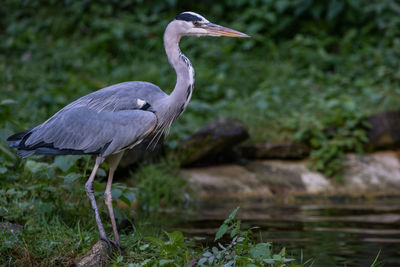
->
<box><xmin>192</xmin><ymin>21</ymin><xmax>199</xmax><ymax>26</ymax></box>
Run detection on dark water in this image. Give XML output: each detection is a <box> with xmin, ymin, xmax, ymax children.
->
<box><xmin>175</xmin><ymin>198</ymin><xmax>400</xmax><ymax>267</ymax></box>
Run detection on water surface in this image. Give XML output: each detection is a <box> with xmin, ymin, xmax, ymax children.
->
<box><xmin>175</xmin><ymin>197</ymin><xmax>400</xmax><ymax>266</ymax></box>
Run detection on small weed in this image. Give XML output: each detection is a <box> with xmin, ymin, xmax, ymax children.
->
<box><xmin>199</xmin><ymin>207</ymin><xmax>295</xmax><ymax>266</ymax></box>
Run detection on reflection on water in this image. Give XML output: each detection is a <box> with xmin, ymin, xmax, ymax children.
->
<box><xmin>175</xmin><ymin>198</ymin><xmax>400</xmax><ymax>266</ymax></box>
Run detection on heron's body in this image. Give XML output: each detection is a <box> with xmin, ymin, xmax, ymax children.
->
<box><xmin>8</xmin><ymin>11</ymin><xmax>249</xmax><ymax>248</ymax></box>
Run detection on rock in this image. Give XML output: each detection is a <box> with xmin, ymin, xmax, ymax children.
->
<box><xmin>365</xmin><ymin>110</ymin><xmax>400</xmax><ymax>150</ymax></box>
<box><xmin>182</xmin><ymin>164</ymin><xmax>272</xmax><ymax>199</ymax></box>
<box><xmin>343</xmin><ymin>151</ymin><xmax>400</xmax><ymax>192</ymax></box>
<box><xmin>183</xmin><ymin>160</ymin><xmax>332</xmax><ymax>199</ymax></box>
<box><xmin>75</xmin><ymin>240</ymin><xmax>109</xmax><ymax>267</ymax></box>
<box><xmin>179</xmin><ymin>118</ymin><xmax>249</xmax><ymax>166</ymax></box>
<box><xmin>183</xmin><ymin>151</ymin><xmax>400</xmax><ymax>200</ymax></box>
<box><xmin>0</xmin><ymin>222</ymin><xmax>23</xmax><ymax>234</ymax></box>
<box><xmin>239</xmin><ymin>142</ymin><xmax>310</xmax><ymax>160</ymax></box>
<box><xmin>244</xmin><ymin>161</ymin><xmax>307</xmax><ymax>194</ymax></box>
<box><xmin>182</xmin><ymin>160</ymin><xmax>333</xmax><ymax>199</ymax></box>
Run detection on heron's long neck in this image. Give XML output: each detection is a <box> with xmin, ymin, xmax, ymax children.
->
<box><xmin>164</xmin><ymin>29</ymin><xmax>194</xmax><ymax>116</ymax></box>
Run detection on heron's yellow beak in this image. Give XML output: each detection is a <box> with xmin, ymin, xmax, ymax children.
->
<box><xmin>204</xmin><ymin>23</ymin><xmax>250</xmax><ymax>38</ymax></box>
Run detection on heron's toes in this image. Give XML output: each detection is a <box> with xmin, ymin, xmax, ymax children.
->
<box><xmin>100</xmin><ymin>237</ymin><xmax>121</xmax><ymax>252</ymax></box>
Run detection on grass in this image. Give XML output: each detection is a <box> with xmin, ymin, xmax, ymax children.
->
<box><xmin>0</xmin><ymin>156</ymin><xmax>185</xmax><ymax>265</ymax></box>
<box><xmin>1</xmin><ymin>198</ymin><xmax>302</xmax><ymax>266</ymax></box>
<box><xmin>1</xmin><ymin>217</ymin><xmax>95</xmax><ymax>266</ymax></box>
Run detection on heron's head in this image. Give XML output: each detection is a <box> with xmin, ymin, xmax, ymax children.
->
<box><xmin>171</xmin><ymin>11</ymin><xmax>250</xmax><ymax>38</ymax></box>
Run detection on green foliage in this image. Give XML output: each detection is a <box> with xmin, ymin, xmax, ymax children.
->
<box><xmin>0</xmin><ymin>181</ymin><xmax>98</xmax><ymax>266</ymax></box>
<box><xmin>0</xmin><ymin>155</ymin><xmax>138</xmax><ymax>226</ymax></box>
<box><xmin>140</xmin><ymin>231</ymin><xmax>192</xmax><ymax>266</ymax></box>
<box><xmin>220</xmin><ymin>0</ymin><xmax>400</xmax><ymax>40</ymax></box>
<box><xmin>111</xmin><ymin>207</ymin><xmax>299</xmax><ymax>266</ymax></box>
<box><xmin>0</xmin><ymin>155</ymin><xmax>187</xmax><ymax>265</ymax></box>
<box><xmin>288</xmin><ymin>98</ymin><xmax>370</xmax><ymax>179</ymax></box>
<box><xmin>214</xmin><ymin>206</ymin><xmax>241</xmax><ymax>241</ymax></box>
<box><xmin>199</xmin><ymin>207</ymin><xmax>295</xmax><ymax>266</ymax></box>
<box><xmin>1</xmin><ymin>0</ymin><xmax>400</xmax><ymax>177</ymax></box>
<box><xmin>371</xmin><ymin>250</ymin><xmax>383</xmax><ymax>267</ymax></box>
<box><xmin>1</xmin><ymin>156</ymin><xmax>86</xmax><ymax>225</ymax></box>
<box><xmin>134</xmin><ymin>157</ymin><xmax>189</xmax><ymax>213</ymax></box>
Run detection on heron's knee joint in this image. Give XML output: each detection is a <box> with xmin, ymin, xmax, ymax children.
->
<box><xmin>104</xmin><ymin>191</ymin><xmax>112</xmax><ymax>203</ymax></box>
<box><xmin>85</xmin><ymin>182</ymin><xmax>93</xmax><ymax>193</ymax></box>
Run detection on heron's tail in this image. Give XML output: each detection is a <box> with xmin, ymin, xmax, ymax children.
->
<box><xmin>16</xmin><ymin>150</ymin><xmax>35</xmax><ymax>158</ymax></box>
<box><xmin>7</xmin><ymin>129</ymin><xmax>35</xmax><ymax>158</ymax></box>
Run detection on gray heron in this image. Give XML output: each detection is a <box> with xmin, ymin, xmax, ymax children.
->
<box><xmin>7</xmin><ymin>11</ymin><xmax>249</xmax><ymax>247</ymax></box>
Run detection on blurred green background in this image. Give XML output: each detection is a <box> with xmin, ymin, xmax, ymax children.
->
<box><xmin>1</xmin><ymin>0</ymin><xmax>400</xmax><ymax>174</ymax></box>
<box><xmin>1</xmin><ymin>0</ymin><xmax>400</xmax><ymax>265</ymax></box>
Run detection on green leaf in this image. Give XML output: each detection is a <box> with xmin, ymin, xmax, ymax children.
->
<box><xmin>230</xmin><ymin>220</ymin><xmax>241</xmax><ymax>238</ymax></box>
<box><xmin>118</xmin><ymin>195</ymin><xmax>131</xmax><ymax>206</ymax></box>
<box><xmin>0</xmin><ymin>167</ymin><xmax>7</xmax><ymax>174</ymax></box>
<box><xmin>44</xmin><ymin>186</ymin><xmax>56</xmax><ymax>192</ymax></box>
<box><xmin>214</xmin><ymin>223</ymin><xmax>229</xmax><ymax>241</ymax></box>
<box><xmin>63</xmin><ymin>173</ymin><xmax>81</xmax><ymax>184</ymax></box>
<box><xmin>263</xmin><ymin>259</ymin><xmax>275</xmax><ymax>264</ymax></box>
<box><xmin>145</xmin><ymin>237</ymin><xmax>164</xmax><ymax>247</ymax></box>
<box><xmin>6</xmin><ymin>188</ymin><xmax>16</xmax><ymax>195</ymax></box>
<box><xmin>0</xmin><ymin>99</ymin><xmax>17</xmax><ymax>105</ymax></box>
<box><xmin>310</xmin><ymin>137</ymin><xmax>320</xmax><ymax>148</ymax></box>
<box><xmin>208</xmin><ymin>255</ymin><xmax>214</xmax><ymax>265</ymax></box>
<box><xmin>327</xmin><ymin>0</ymin><xmax>344</xmax><ymax>20</ymax></box>
<box><xmin>97</xmin><ymin>168</ymin><xmax>107</xmax><ymax>177</ymax></box>
<box><xmin>159</xmin><ymin>259</ymin><xmax>173</xmax><ymax>266</ymax></box>
<box><xmin>198</xmin><ymin>257</ymin><xmax>207</xmax><ymax>265</ymax></box>
<box><xmin>93</xmin><ymin>181</ymin><xmax>103</xmax><ymax>191</ymax></box>
<box><xmin>165</xmin><ymin>231</ymin><xmax>184</xmax><ymax>246</ymax></box>
<box><xmin>25</xmin><ymin>160</ymin><xmax>49</xmax><ymax>174</ymax></box>
<box><xmin>52</xmin><ymin>155</ymin><xmax>77</xmax><ymax>172</ymax></box>
<box><xmin>139</xmin><ymin>244</ymin><xmax>150</xmax><ymax>251</ymax></box>
<box><xmin>228</xmin><ymin>206</ymin><xmax>240</xmax><ymax>221</ymax></box>
<box><xmin>249</xmin><ymin>243</ymin><xmax>272</xmax><ymax>260</ymax></box>
<box><xmin>203</xmin><ymin>251</ymin><xmax>212</xmax><ymax>257</ymax></box>
<box><xmin>111</xmin><ymin>188</ymin><xmax>123</xmax><ymax>199</ymax></box>
<box><xmin>139</xmin><ymin>259</ymin><xmax>152</xmax><ymax>266</ymax></box>
<box><xmin>124</xmin><ymin>191</ymin><xmax>136</xmax><ymax>203</ymax></box>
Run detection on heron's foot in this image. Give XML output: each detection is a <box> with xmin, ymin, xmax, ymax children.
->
<box><xmin>100</xmin><ymin>236</ymin><xmax>121</xmax><ymax>252</ymax></box>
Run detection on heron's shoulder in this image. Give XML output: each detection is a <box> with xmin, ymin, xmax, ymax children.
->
<box><xmin>102</xmin><ymin>81</ymin><xmax>163</xmax><ymax>92</ymax></box>
<box><xmin>98</xmin><ymin>81</ymin><xmax>167</xmax><ymax>99</ymax></box>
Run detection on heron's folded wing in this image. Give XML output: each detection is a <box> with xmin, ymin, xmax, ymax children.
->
<box><xmin>61</xmin><ymin>81</ymin><xmax>165</xmax><ymax>113</ymax></box>
<box><xmin>22</xmin><ymin>106</ymin><xmax>157</xmax><ymax>157</ymax></box>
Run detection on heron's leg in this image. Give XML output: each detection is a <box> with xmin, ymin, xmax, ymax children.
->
<box><xmin>85</xmin><ymin>156</ymin><xmax>109</xmax><ymax>242</ymax></box>
<box><xmin>104</xmin><ymin>152</ymin><xmax>124</xmax><ymax>246</ymax></box>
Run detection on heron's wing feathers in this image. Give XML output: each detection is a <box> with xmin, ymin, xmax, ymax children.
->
<box><xmin>11</xmin><ymin>81</ymin><xmax>164</xmax><ymax>157</ymax></box>
<box><xmin>64</xmin><ymin>81</ymin><xmax>166</xmax><ymax>112</ymax></box>
<box><xmin>21</xmin><ymin>107</ymin><xmax>156</xmax><ymax>157</ymax></box>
